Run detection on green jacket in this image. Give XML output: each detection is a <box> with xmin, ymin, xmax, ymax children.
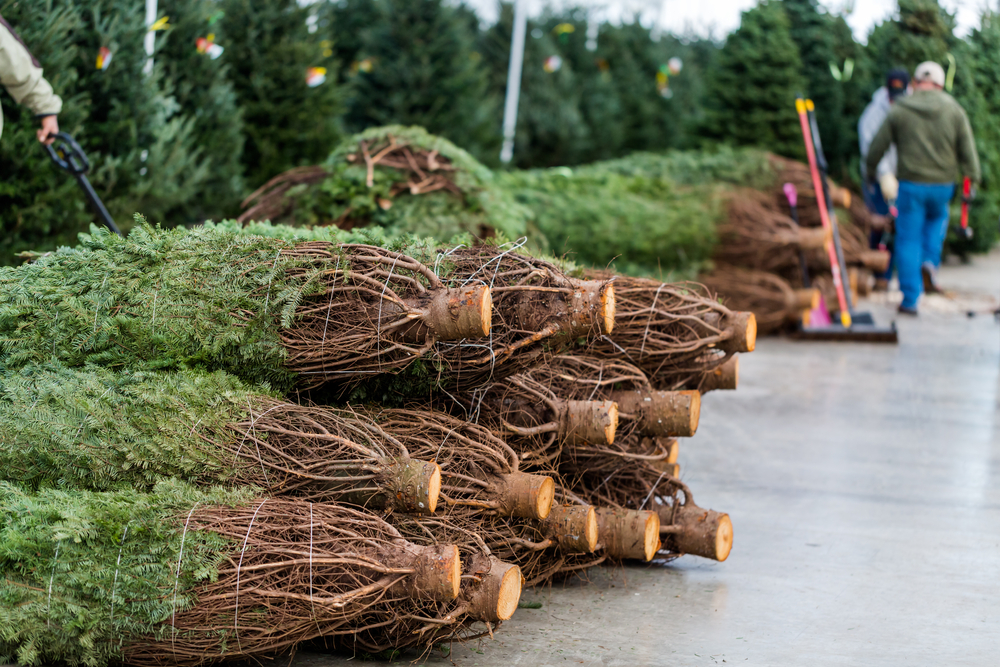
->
<box><xmin>866</xmin><ymin>89</ymin><xmax>980</xmax><ymax>185</ymax></box>
<box><xmin>0</xmin><ymin>16</ymin><xmax>62</xmax><ymax>141</ymax></box>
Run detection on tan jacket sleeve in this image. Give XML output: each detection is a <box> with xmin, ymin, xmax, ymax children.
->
<box><xmin>0</xmin><ymin>17</ymin><xmax>63</xmax><ymax>116</ymax></box>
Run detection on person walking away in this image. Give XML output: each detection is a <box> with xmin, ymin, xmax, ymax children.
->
<box><xmin>859</xmin><ymin>69</ymin><xmax>910</xmax><ymax>291</ymax></box>
<box><xmin>865</xmin><ymin>61</ymin><xmax>980</xmax><ymax>315</ymax></box>
<box><xmin>0</xmin><ymin>14</ymin><xmax>61</xmax><ymax>145</ymax></box>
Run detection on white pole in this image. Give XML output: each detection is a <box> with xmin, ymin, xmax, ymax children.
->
<box><xmin>499</xmin><ymin>0</ymin><xmax>528</xmax><ymax>165</ymax></box>
<box><xmin>143</xmin><ymin>0</ymin><xmax>157</xmax><ymax>75</ymax></box>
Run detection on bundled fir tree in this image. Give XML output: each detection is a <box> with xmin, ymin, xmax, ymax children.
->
<box><xmin>699</xmin><ymin>0</ymin><xmax>806</xmax><ymax>160</ymax></box>
<box><xmin>0</xmin><ymin>481</ymin><xmax>516</xmax><ymax>666</ymax></box>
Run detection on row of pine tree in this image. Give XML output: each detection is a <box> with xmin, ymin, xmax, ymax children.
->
<box><xmin>2</xmin><ymin>0</ymin><xmax>998</xmax><ymax>263</ymax></box>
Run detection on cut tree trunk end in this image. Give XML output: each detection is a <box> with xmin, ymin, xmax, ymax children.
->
<box><xmin>464</xmin><ymin>557</ymin><xmax>523</xmax><ymax>622</ymax></box>
<box><xmin>399</xmin><ymin>284</ymin><xmax>492</xmax><ymax>342</ymax></box>
<box><xmin>542</xmin><ymin>504</ymin><xmax>599</xmax><ymax>553</ymax></box>
<box><xmin>698</xmin><ymin>356</ymin><xmax>739</xmax><ymax>393</ymax></box>
<box><xmin>391</xmin><ymin>544</ymin><xmax>462</xmax><ymax>602</ymax></box>
<box><xmin>720</xmin><ymin>311</ymin><xmax>757</xmax><ymax>354</ymax></box>
<box><xmin>860</xmin><ymin>250</ymin><xmax>891</xmax><ymax>273</ymax></box>
<box><xmin>560</xmin><ymin>400</ymin><xmax>619</xmax><ymax>445</ymax></box>
<box><xmin>786</xmin><ymin>288</ymin><xmax>820</xmax><ymax>313</ymax></box>
<box><xmin>595</xmin><ymin>508</ymin><xmax>660</xmax><ymax>561</ymax></box>
<box><xmin>651</xmin><ymin>461</ymin><xmax>680</xmax><ymax>478</ymax></box>
<box><xmin>384</xmin><ymin>459</ymin><xmax>441</xmax><ymax>513</ymax></box>
<box><xmin>497</xmin><ymin>472</ymin><xmax>555</xmax><ymax>520</ymax></box>
<box><xmin>661</xmin><ymin>503</ymin><xmax>733</xmax><ymax>562</ymax></box>
<box><xmin>612</xmin><ymin>390</ymin><xmax>701</xmax><ymax>437</ymax></box>
<box><xmin>797</xmin><ymin>226</ymin><xmax>831</xmax><ymax>250</ymax></box>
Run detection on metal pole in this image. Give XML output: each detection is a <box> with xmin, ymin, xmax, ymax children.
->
<box><xmin>499</xmin><ymin>0</ymin><xmax>528</xmax><ymax>165</ymax></box>
<box><xmin>143</xmin><ymin>0</ymin><xmax>157</xmax><ymax>75</ymax></box>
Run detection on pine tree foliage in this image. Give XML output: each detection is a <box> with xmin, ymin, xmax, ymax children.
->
<box><xmin>250</xmin><ymin>125</ymin><xmax>531</xmax><ymax>241</ymax></box>
<box><xmin>700</xmin><ymin>1</ymin><xmax>807</xmax><ymax>160</ymax></box>
<box><xmin>0</xmin><ymin>1</ymin><xmax>212</xmax><ymax>264</ymax></box>
<box><xmin>0</xmin><ymin>222</ymin><xmax>317</xmax><ymax>388</ymax></box>
<box><xmin>782</xmin><ymin>0</ymin><xmax>848</xmax><ymax>176</ymax></box>
<box><xmin>219</xmin><ymin>0</ymin><xmax>343</xmax><ymax>188</ymax></box>
<box><xmin>157</xmin><ymin>0</ymin><xmax>247</xmax><ymax>221</ymax></box>
<box><xmin>479</xmin><ymin>4</ymin><xmax>591</xmax><ymax>168</ymax></box>
<box><xmin>0</xmin><ymin>480</ymin><xmax>247</xmax><ymax>667</ymax></box>
<box><xmin>327</xmin><ymin>0</ymin><xmax>497</xmax><ymax>161</ymax></box>
<box><xmin>865</xmin><ymin>0</ymin><xmax>957</xmax><ymax>77</ymax></box>
<box><xmin>0</xmin><ymin>364</ymin><xmax>272</xmax><ymax>492</ymax></box>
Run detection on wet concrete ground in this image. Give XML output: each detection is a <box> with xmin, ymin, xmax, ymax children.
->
<box><xmin>299</xmin><ymin>250</ymin><xmax>999</xmax><ymax>666</ymax></box>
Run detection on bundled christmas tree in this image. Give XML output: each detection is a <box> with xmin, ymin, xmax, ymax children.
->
<box><xmin>238</xmin><ymin>125</ymin><xmax>531</xmax><ymax>242</ymax></box>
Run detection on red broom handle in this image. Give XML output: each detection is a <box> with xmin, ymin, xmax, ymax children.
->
<box><xmin>795</xmin><ymin>98</ymin><xmax>851</xmax><ymax>327</ymax></box>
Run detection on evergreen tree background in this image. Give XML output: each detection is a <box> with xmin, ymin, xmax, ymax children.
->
<box><xmin>699</xmin><ymin>1</ymin><xmax>806</xmax><ymax>159</ymax></box>
<box><xmin>326</xmin><ymin>0</ymin><xmax>498</xmax><ymax>162</ymax></box>
<box><xmin>157</xmin><ymin>0</ymin><xmax>246</xmax><ymax>221</ymax></box>
<box><xmin>220</xmin><ymin>0</ymin><xmax>343</xmax><ymax>188</ymax></box>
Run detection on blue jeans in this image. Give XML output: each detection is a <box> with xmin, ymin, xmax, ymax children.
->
<box><xmin>895</xmin><ymin>181</ymin><xmax>955</xmax><ymax>309</ymax></box>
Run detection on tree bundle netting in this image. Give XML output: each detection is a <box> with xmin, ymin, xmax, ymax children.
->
<box><xmin>237</xmin><ymin>126</ymin><xmax>531</xmax><ymax>243</ymax></box>
<box><xmin>0</xmin><ymin>223</ymin><xmax>494</xmax><ymax>393</ymax></box>
<box><xmin>518</xmin><ymin>354</ymin><xmax>703</xmax><ymax>438</ymax></box>
<box><xmin>700</xmin><ymin>265</ymin><xmax>819</xmax><ymax>334</ymax></box>
<box><xmin>0</xmin><ymin>481</ymin><xmax>515</xmax><ymax>667</ymax></box>
<box><xmin>0</xmin><ymin>364</ymin><xmax>443</xmax><ymax>512</ymax></box>
<box><xmin>357</xmin><ymin>407</ymin><xmax>556</xmax><ymax>521</ymax></box>
<box><xmin>579</xmin><ymin>274</ymin><xmax>755</xmax><ymax>390</ymax></box>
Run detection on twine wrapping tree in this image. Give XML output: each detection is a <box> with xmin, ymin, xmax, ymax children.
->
<box><xmin>700</xmin><ymin>265</ymin><xmax>819</xmax><ymax>334</ymax></box>
<box><xmin>0</xmin><ymin>481</ymin><xmax>519</xmax><ymax>666</ymax></box>
<box><xmin>0</xmin><ymin>364</ymin><xmax>443</xmax><ymax>512</ymax></box>
<box><xmin>580</xmin><ymin>274</ymin><xmax>755</xmax><ymax>390</ymax></box>
<box><xmin>518</xmin><ymin>354</ymin><xmax>703</xmax><ymax>438</ymax></box>
<box><xmin>0</xmin><ymin>224</ymin><xmax>491</xmax><ymax>393</ymax></box>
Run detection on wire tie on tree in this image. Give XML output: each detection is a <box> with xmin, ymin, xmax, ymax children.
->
<box><xmin>172</xmin><ymin>503</ymin><xmax>201</xmax><ymax>655</ymax></box>
<box><xmin>109</xmin><ymin>524</ymin><xmax>130</xmax><ymax>628</ymax></box>
<box><xmin>46</xmin><ymin>543</ymin><xmax>60</xmax><ymax>628</ymax></box>
<box><xmin>234</xmin><ymin>499</ymin><xmax>268</xmax><ymax>652</ymax></box>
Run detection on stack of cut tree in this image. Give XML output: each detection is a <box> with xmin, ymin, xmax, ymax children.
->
<box><xmin>700</xmin><ymin>154</ymin><xmax>890</xmax><ymax>334</ymax></box>
<box><xmin>0</xmin><ymin>220</ymin><xmax>753</xmax><ymax>665</ymax></box>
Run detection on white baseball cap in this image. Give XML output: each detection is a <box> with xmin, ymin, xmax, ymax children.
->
<box><xmin>914</xmin><ymin>61</ymin><xmax>945</xmax><ymax>87</ymax></box>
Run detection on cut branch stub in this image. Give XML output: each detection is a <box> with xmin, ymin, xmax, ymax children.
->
<box><xmin>542</xmin><ymin>504</ymin><xmax>599</xmax><ymax>554</ymax></box>
<box><xmin>720</xmin><ymin>311</ymin><xmax>756</xmax><ymax>354</ymax></box>
<box><xmin>786</xmin><ymin>288</ymin><xmax>820</xmax><ymax>313</ymax></box>
<box><xmin>797</xmin><ymin>226</ymin><xmax>832</xmax><ymax>250</ymax></box>
<box><xmin>379</xmin><ymin>459</ymin><xmax>441</xmax><ymax>513</ymax></box>
<box><xmin>497</xmin><ymin>472</ymin><xmax>556</xmax><ymax>520</ymax></box>
<box><xmin>860</xmin><ymin>250</ymin><xmax>891</xmax><ymax>273</ymax></box>
<box><xmin>660</xmin><ymin>503</ymin><xmax>733</xmax><ymax>562</ymax></box>
<box><xmin>595</xmin><ymin>507</ymin><xmax>660</xmax><ymax>561</ymax></box>
<box><xmin>463</xmin><ymin>556</ymin><xmax>523</xmax><ymax>622</ymax></box>
<box><xmin>652</xmin><ymin>461</ymin><xmax>680</xmax><ymax>477</ymax></box>
<box><xmin>565</xmin><ymin>280</ymin><xmax>616</xmax><ymax>336</ymax></box>
<box><xmin>612</xmin><ymin>390</ymin><xmax>701</xmax><ymax>437</ymax></box>
<box><xmin>398</xmin><ymin>284</ymin><xmax>492</xmax><ymax>342</ymax></box>
<box><xmin>559</xmin><ymin>399</ymin><xmax>618</xmax><ymax>445</ymax></box>
<box><xmin>696</xmin><ymin>355</ymin><xmax>739</xmax><ymax>393</ymax></box>
<box><xmin>389</xmin><ymin>544</ymin><xmax>462</xmax><ymax>602</ymax></box>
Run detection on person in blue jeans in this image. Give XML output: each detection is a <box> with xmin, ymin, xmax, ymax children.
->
<box><xmin>865</xmin><ymin>62</ymin><xmax>980</xmax><ymax>315</ymax></box>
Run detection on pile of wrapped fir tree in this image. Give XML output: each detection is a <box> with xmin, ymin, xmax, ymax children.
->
<box><xmin>0</xmin><ymin>220</ymin><xmax>754</xmax><ymax>665</ymax></box>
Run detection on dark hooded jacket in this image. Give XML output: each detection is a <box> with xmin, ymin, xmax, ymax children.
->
<box><xmin>866</xmin><ymin>89</ymin><xmax>980</xmax><ymax>185</ymax></box>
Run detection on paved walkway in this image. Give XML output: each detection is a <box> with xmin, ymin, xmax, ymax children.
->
<box><xmin>297</xmin><ymin>249</ymin><xmax>999</xmax><ymax>666</ymax></box>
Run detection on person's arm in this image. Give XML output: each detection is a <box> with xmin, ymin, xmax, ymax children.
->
<box><xmin>0</xmin><ymin>17</ymin><xmax>62</xmax><ymax>143</ymax></box>
<box><xmin>865</xmin><ymin>116</ymin><xmax>894</xmax><ymax>182</ymax></box>
<box><xmin>955</xmin><ymin>107</ymin><xmax>981</xmax><ymax>185</ymax></box>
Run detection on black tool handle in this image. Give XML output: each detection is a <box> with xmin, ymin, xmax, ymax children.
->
<box><xmin>44</xmin><ymin>132</ymin><xmax>123</xmax><ymax>237</ymax></box>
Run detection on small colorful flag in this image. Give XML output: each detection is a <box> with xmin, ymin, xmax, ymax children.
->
<box><xmin>196</xmin><ymin>35</ymin><xmax>224</xmax><ymax>59</ymax></box>
<box><xmin>96</xmin><ymin>46</ymin><xmax>113</xmax><ymax>70</ymax></box>
<box><xmin>306</xmin><ymin>67</ymin><xmax>327</xmax><ymax>87</ymax></box>
<box><xmin>148</xmin><ymin>16</ymin><xmax>170</xmax><ymax>32</ymax></box>
<box><xmin>668</xmin><ymin>57</ymin><xmax>683</xmax><ymax>75</ymax></box>
<box><xmin>543</xmin><ymin>55</ymin><xmax>562</xmax><ymax>73</ymax></box>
